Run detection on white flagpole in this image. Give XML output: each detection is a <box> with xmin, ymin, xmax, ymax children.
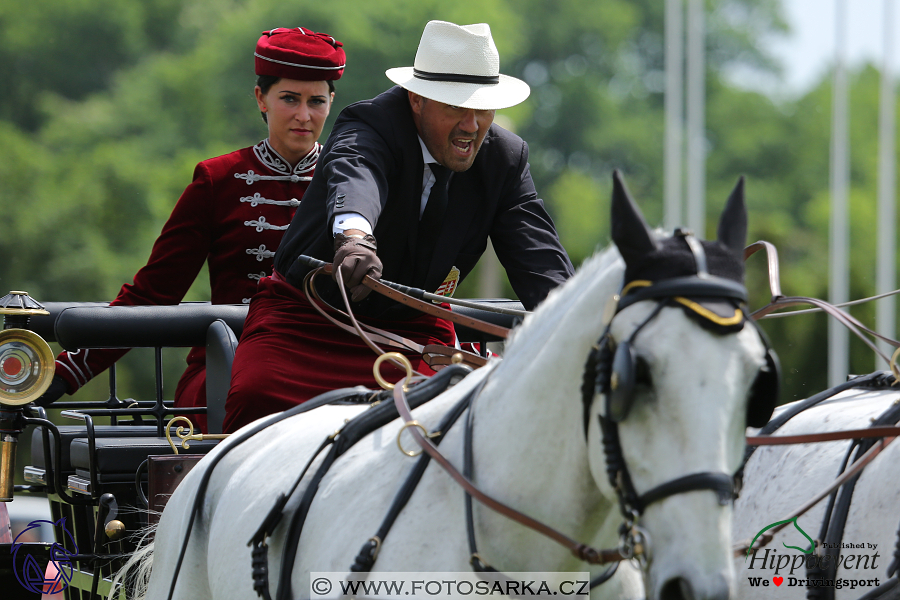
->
<box><xmin>686</xmin><ymin>0</ymin><xmax>706</xmax><ymax>237</ymax></box>
<box><xmin>876</xmin><ymin>0</ymin><xmax>896</xmax><ymax>363</ymax></box>
<box><xmin>829</xmin><ymin>0</ymin><xmax>850</xmax><ymax>386</ymax></box>
<box><xmin>665</xmin><ymin>0</ymin><xmax>684</xmax><ymax>231</ymax></box>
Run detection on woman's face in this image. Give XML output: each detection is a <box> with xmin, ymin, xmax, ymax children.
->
<box><xmin>255</xmin><ymin>79</ymin><xmax>333</xmax><ymax>164</ymax></box>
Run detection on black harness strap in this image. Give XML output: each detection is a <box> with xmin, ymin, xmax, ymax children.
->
<box><xmin>856</xmin><ymin>578</ymin><xmax>900</xmax><ymax>600</ymax></box>
<box><xmin>163</xmin><ymin>386</ymin><xmax>377</xmax><ymax>600</ymax></box>
<box><xmin>272</xmin><ymin>364</ymin><xmax>472</xmax><ymax>600</ymax></box>
<box><xmin>734</xmin><ymin>370</ymin><xmax>893</xmax><ymax>496</ymax></box>
<box><xmin>350</xmin><ymin>391</ymin><xmax>473</xmax><ymax>573</ymax></box>
<box><xmin>638</xmin><ymin>472</ymin><xmax>734</xmax><ymax>509</ymax></box>
<box><xmin>806</xmin><ymin>396</ymin><xmax>900</xmax><ymax>600</ymax></box>
<box><xmin>250</xmin><ymin>434</ymin><xmax>338</xmax><ymax>600</ymax></box>
<box><xmin>732</xmin><ymin>370</ymin><xmax>900</xmax><ymax>600</ymax></box>
<box><xmin>739</xmin><ymin>371</ymin><xmax>892</xmax><ymax>468</ymax></box>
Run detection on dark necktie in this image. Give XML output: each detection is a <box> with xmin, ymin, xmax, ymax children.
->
<box><xmin>415</xmin><ymin>164</ymin><xmax>452</xmax><ymax>282</ymax></box>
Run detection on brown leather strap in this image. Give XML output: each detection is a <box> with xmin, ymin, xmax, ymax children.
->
<box><xmin>733</xmin><ymin>435</ymin><xmax>897</xmax><ymax>556</ymax></box>
<box><xmin>290</xmin><ymin>262</ymin><xmax>511</xmax><ymax>339</ymax></box>
<box><xmin>744</xmin><ymin>241</ymin><xmax>900</xmax><ymax>361</ymax></box>
<box><xmin>747</xmin><ymin>426</ymin><xmax>900</xmax><ymax>446</ymax></box>
<box><xmin>304</xmin><ymin>270</ymin><xmax>426</xmax><ymax>354</ymax></box>
<box><xmin>304</xmin><ymin>267</ymin><xmax>491</xmax><ymax>372</ymax></box>
<box><xmin>753</xmin><ymin>295</ymin><xmax>894</xmax><ymax>364</ymax></box>
<box><xmin>744</xmin><ymin>241</ymin><xmax>783</xmax><ymax>300</ymax></box>
<box><xmin>422</xmin><ymin>344</ymin><xmax>488</xmax><ymax>369</ymax></box>
<box><xmin>359</xmin><ymin>272</ymin><xmax>511</xmax><ymax>340</ymax></box>
<box><xmin>391</xmin><ymin>380</ymin><xmax>626</xmax><ymax>565</ymax></box>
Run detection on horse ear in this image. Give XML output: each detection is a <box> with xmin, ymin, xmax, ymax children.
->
<box><xmin>717</xmin><ymin>176</ymin><xmax>748</xmax><ymax>259</ymax></box>
<box><xmin>611</xmin><ymin>170</ymin><xmax>658</xmax><ymax>266</ymax></box>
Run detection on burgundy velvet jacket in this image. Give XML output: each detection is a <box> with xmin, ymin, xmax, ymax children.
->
<box><xmin>55</xmin><ymin>140</ymin><xmax>316</xmax><ymax>395</ymax></box>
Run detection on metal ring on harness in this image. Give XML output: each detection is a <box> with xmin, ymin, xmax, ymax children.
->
<box><xmin>891</xmin><ymin>347</ymin><xmax>900</xmax><ymax>382</ymax></box>
<box><xmin>396</xmin><ymin>421</ymin><xmax>440</xmax><ymax>457</ymax></box>
<box><xmin>367</xmin><ymin>536</ymin><xmax>382</xmax><ymax>561</ymax></box>
<box><xmin>373</xmin><ymin>352</ymin><xmax>413</xmax><ymax>391</ymax></box>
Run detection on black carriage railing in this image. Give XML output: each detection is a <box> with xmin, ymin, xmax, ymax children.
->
<box><xmin>31</xmin><ymin>301</ymin><xmax>246</xmax><ymax>435</ymax></box>
<box><xmin>18</xmin><ymin>298</ymin><xmax>524</xmax><ymax>499</ymax></box>
<box><xmin>8</xmin><ymin>297</ymin><xmax>522</xmax><ymax>600</ymax></box>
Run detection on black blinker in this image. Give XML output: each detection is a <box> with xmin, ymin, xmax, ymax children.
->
<box><xmin>746</xmin><ymin>347</ymin><xmax>780</xmax><ymax>428</ymax></box>
<box><xmin>608</xmin><ymin>341</ymin><xmax>636</xmax><ymax>422</ymax></box>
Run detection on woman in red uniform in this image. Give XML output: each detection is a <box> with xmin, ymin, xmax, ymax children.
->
<box><xmin>38</xmin><ymin>27</ymin><xmax>346</xmax><ymax>432</ymax></box>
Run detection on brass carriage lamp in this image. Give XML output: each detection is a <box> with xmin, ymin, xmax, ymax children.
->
<box><xmin>0</xmin><ymin>291</ymin><xmax>54</xmax><ymax>502</ymax></box>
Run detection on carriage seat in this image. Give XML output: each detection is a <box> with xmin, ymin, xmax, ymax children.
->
<box><xmin>68</xmin><ymin>436</ymin><xmax>219</xmax><ymax>486</ymax></box>
<box><xmin>29</xmin><ymin>425</ymin><xmax>175</xmax><ymax>473</ymax></box>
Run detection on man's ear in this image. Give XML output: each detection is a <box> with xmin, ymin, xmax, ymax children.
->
<box><xmin>408</xmin><ymin>91</ymin><xmax>425</xmax><ymax>116</ymax></box>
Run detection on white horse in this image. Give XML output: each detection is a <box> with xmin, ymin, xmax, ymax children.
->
<box><xmin>733</xmin><ymin>377</ymin><xmax>900</xmax><ymax>599</ymax></box>
<box><xmin>128</xmin><ymin>171</ymin><xmax>772</xmax><ymax>600</ymax></box>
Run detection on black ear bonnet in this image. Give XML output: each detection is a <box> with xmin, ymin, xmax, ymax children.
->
<box><xmin>582</xmin><ymin>231</ymin><xmax>780</xmax><ymax>434</ymax></box>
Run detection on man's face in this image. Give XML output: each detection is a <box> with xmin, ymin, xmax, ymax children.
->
<box><xmin>409</xmin><ymin>92</ymin><xmax>495</xmax><ymax>172</ymax></box>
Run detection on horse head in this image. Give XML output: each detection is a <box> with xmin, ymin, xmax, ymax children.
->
<box><xmin>584</xmin><ymin>171</ymin><xmax>779</xmax><ymax>600</ymax></box>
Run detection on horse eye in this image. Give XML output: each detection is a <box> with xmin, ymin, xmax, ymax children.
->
<box><xmin>635</xmin><ymin>356</ymin><xmax>652</xmax><ymax>387</ymax></box>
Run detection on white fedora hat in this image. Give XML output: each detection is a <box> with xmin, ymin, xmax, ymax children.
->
<box><xmin>386</xmin><ymin>20</ymin><xmax>530</xmax><ymax>111</ymax></box>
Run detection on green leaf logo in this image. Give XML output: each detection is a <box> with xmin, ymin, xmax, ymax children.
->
<box><xmin>746</xmin><ymin>516</ymin><xmax>815</xmax><ymax>559</ymax></box>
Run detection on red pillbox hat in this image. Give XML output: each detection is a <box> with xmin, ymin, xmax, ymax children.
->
<box><xmin>255</xmin><ymin>27</ymin><xmax>345</xmax><ymax>81</ymax></box>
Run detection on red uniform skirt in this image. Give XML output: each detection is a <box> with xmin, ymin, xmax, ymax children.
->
<box><xmin>222</xmin><ymin>273</ymin><xmax>455</xmax><ymax>433</ymax></box>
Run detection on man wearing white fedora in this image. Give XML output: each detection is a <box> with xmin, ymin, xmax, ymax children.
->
<box><xmin>223</xmin><ymin>20</ymin><xmax>574</xmax><ymax>432</ymax></box>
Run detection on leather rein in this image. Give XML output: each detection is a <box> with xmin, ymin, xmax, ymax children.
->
<box><xmin>317</xmin><ymin>263</ymin><xmax>637</xmax><ymax>568</ymax></box>
<box><xmin>306</xmin><ymin>244</ymin><xmax>900</xmax><ymax>571</ymax></box>
<box><xmin>316</xmin><ymin>256</ymin><xmax>763</xmax><ymax>572</ymax></box>
<box><xmin>299</xmin><ymin>265</ymin><xmax>507</xmax><ymax>371</ymax></box>
<box><xmin>730</xmin><ymin>242</ymin><xmax>900</xmax><ymax>556</ymax></box>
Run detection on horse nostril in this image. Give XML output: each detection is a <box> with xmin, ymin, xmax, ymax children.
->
<box><xmin>659</xmin><ymin>574</ymin><xmax>730</xmax><ymax>600</ymax></box>
<box><xmin>660</xmin><ymin>577</ymin><xmax>693</xmax><ymax>600</ymax></box>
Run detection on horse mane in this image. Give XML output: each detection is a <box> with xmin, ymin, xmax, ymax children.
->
<box><xmin>503</xmin><ymin>222</ymin><xmax>748</xmax><ymax>360</ymax></box>
<box><xmin>503</xmin><ymin>242</ymin><xmax>625</xmax><ymax>357</ymax></box>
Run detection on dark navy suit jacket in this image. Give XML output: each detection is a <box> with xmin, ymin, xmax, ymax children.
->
<box><xmin>276</xmin><ymin>86</ymin><xmax>574</xmax><ymax>318</ymax></box>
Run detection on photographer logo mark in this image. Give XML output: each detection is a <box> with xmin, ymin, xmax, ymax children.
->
<box><xmin>10</xmin><ymin>518</ymin><xmax>78</xmax><ymax>594</ymax></box>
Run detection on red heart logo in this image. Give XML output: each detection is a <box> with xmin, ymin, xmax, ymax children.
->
<box><xmin>773</xmin><ymin>577</ymin><xmax>783</xmax><ymax>586</ymax></box>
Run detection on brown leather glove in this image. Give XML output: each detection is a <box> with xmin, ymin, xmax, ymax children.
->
<box><xmin>333</xmin><ymin>232</ymin><xmax>383</xmax><ymax>302</ymax></box>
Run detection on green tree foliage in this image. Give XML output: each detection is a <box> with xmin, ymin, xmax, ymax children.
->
<box><xmin>2</xmin><ymin>0</ymin><xmax>895</xmax><ymax>405</ymax></box>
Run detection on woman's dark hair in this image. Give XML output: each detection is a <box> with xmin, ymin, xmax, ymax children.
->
<box><xmin>256</xmin><ymin>75</ymin><xmax>335</xmax><ymax>123</ymax></box>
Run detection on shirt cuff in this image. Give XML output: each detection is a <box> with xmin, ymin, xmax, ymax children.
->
<box><xmin>333</xmin><ymin>212</ymin><xmax>373</xmax><ymax>236</ymax></box>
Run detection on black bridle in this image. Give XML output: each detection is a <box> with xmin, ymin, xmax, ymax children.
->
<box><xmin>582</xmin><ymin>233</ymin><xmax>764</xmax><ymax>528</ymax></box>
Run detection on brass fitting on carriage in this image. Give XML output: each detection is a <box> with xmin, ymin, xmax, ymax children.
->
<box><xmin>0</xmin><ymin>407</ymin><xmax>30</xmax><ymax>502</ymax></box>
<box><xmin>0</xmin><ymin>428</ymin><xmax>19</xmax><ymax>502</ymax></box>
<box><xmin>165</xmin><ymin>416</ymin><xmax>228</xmax><ymax>454</ymax></box>
<box><xmin>0</xmin><ymin>291</ymin><xmax>55</xmax><ymax>502</ymax></box>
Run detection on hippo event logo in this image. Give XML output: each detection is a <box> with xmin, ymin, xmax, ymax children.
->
<box><xmin>10</xmin><ymin>518</ymin><xmax>79</xmax><ymax>594</ymax></box>
<box><xmin>744</xmin><ymin>516</ymin><xmax>881</xmax><ymax>591</ymax></box>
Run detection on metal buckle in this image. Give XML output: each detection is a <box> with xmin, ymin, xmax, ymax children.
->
<box><xmin>618</xmin><ymin>510</ymin><xmax>651</xmax><ymax>569</ymax></box>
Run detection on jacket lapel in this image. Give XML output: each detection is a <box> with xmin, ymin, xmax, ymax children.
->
<box><xmin>422</xmin><ymin>173</ymin><xmax>479</xmax><ymax>292</ymax></box>
<box><xmin>406</xmin><ymin>154</ymin><xmax>425</xmax><ymax>264</ymax></box>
